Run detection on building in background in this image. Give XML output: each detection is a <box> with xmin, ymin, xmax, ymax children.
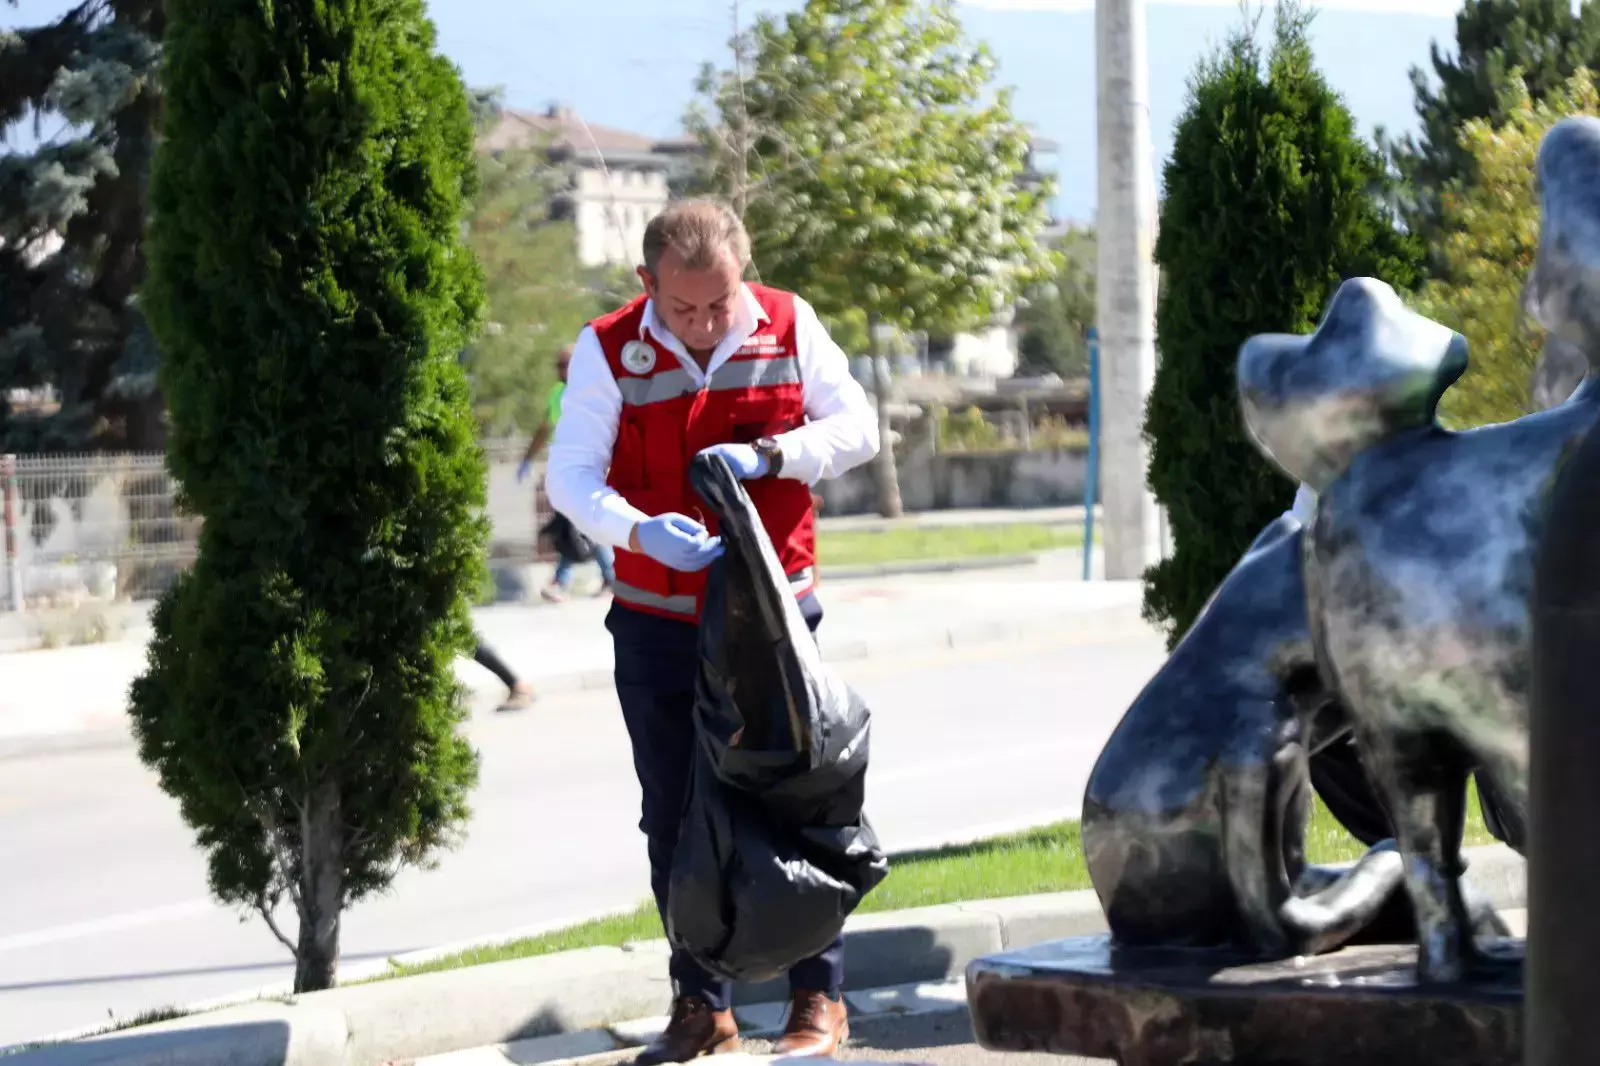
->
<box><xmin>477</xmin><ymin>104</ymin><xmax>694</xmax><ymax>268</ymax></box>
<box><xmin>477</xmin><ymin>104</ymin><xmax>1062</xmax><ymax>381</ymax></box>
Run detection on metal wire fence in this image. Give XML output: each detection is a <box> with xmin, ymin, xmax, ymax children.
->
<box><xmin>1</xmin><ymin>447</ymin><xmax>559</xmax><ymax>610</ymax></box>
<box><xmin>2</xmin><ymin>453</ymin><xmax>199</xmax><ymax>605</ymax></box>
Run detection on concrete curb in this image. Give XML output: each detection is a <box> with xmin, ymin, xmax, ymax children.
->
<box><xmin>0</xmin><ymin>597</ymin><xmax>1141</xmax><ymax>762</ymax></box>
<box><xmin>4</xmin><ymin>845</ymin><xmax>1526</xmax><ymax>1066</ymax></box>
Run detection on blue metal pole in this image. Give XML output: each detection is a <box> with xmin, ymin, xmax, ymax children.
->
<box><xmin>1083</xmin><ymin>328</ymin><xmax>1100</xmax><ymax>582</ymax></box>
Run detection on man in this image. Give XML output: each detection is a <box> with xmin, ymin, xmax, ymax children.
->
<box><xmin>520</xmin><ymin>346</ymin><xmax>617</xmax><ymax>602</ymax></box>
<box><xmin>546</xmin><ymin>200</ymin><xmax>878</xmax><ymax>1063</ymax></box>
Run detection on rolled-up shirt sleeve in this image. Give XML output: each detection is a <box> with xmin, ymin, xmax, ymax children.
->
<box><xmin>775</xmin><ymin>296</ymin><xmax>881</xmax><ymax>485</ymax></box>
<box><xmin>545</xmin><ymin>326</ymin><xmax>649</xmax><ymax>550</ymax></box>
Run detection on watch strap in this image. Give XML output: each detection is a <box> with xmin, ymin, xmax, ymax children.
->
<box><xmin>755</xmin><ymin>436</ymin><xmax>785</xmax><ymax>478</ymax></box>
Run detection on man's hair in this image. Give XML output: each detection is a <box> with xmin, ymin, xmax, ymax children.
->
<box><xmin>641</xmin><ymin>199</ymin><xmax>751</xmax><ymax>276</ymax></box>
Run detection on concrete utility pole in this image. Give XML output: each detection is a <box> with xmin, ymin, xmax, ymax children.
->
<box><xmin>1095</xmin><ymin>0</ymin><xmax>1162</xmax><ymax>580</ymax></box>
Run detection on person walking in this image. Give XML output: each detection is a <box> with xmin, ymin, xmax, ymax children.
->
<box><xmin>520</xmin><ymin>345</ymin><xmax>616</xmax><ymax>602</ymax></box>
<box><xmin>472</xmin><ymin>637</ymin><xmax>534</xmax><ymax>711</ymax></box>
<box><xmin>546</xmin><ymin>200</ymin><xmax>879</xmax><ymax>1063</ymax></box>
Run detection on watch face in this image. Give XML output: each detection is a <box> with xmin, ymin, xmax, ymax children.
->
<box><xmin>756</xmin><ymin>438</ymin><xmax>782</xmax><ymax>474</ymax></box>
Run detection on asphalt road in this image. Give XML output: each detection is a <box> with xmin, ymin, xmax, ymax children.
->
<box><xmin>0</xmin><ymin>619</ymin><xmax>1166</xmax><ymax>1049</ymax></box>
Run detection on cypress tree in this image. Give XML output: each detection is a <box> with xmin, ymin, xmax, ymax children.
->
<box><xmin>128</xmin><ymin>0</ymin><xmax>488</xmax><ymax>992</ymax></box>
<box><xmin>1141</xmin><ymin>2</ymin><xmax>1422</xmax><ymax>647</ymax></box>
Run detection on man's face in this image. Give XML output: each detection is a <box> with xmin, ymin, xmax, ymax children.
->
<box><xmin>637</xmin><ymin>245</ymin><xmax>743</xmax><ymax>353</ymax></box>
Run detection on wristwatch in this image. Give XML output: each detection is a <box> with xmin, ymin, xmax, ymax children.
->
<box><xmin>753</xmin><ymin>436</ymin><xmax>784</xmax><ymax>478</ymax></box>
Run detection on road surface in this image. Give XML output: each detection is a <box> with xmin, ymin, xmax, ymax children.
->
<box><xmin>0</xmin><ymin>619</ymin><xmax>1166</xmax><ymax>1048</ymax></box>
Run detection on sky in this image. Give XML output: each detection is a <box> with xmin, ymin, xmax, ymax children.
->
<box><xmin>962</xmin><ymin>0</ymin><xmax>1462</xmax><ymax>11</ymax></box>
<box><xmin>3</xmin><ymin>0</ymin><xmax>1470</xmax><ymax>221</ymax></box>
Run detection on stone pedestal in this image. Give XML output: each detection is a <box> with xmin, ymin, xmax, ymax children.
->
<box><xmin>967</xmin><ymin>935</ymin><xmax>1522</xmax><ymax>1066</ymax></box>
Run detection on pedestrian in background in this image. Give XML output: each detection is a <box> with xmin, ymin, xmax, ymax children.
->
<box><xmin>473</xmin><ymin>637</ymin><xmax>534</xmax><ymax>711</ymax></box>
<box><xmin>520</xmin><ymin>345</ymin><xmax>616</xmax><ymax>602</ymax></box>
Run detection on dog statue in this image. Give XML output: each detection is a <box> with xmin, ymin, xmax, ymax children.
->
<box><xmin>1233</xmin><ymin>116</ymin><xmax>1600</xmax><ymax>983</ymax></box>
<box><xmin>1083</xmin><ymin>503</ymin><xmax>1508</xmax><ymax>959</ymax></box>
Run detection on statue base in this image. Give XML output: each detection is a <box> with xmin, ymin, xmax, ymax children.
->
<box><xmin>967</xmin><ymin>934</ymin><xmax>1523</xmax><ymax>1066</ymax></box>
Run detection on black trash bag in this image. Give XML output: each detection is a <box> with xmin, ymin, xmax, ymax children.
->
<box><xmin>665</xmin><ymin>453</ymin><xmax>889</xmax><ymax>984</ymax></box>
<box><xmin>541</xmin><ymin>511</ymin><xmax>594</xmax><ymax>563</ymax></box>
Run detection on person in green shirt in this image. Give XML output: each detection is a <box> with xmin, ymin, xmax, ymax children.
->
<box><xmin>518</xmin><ymin>346</ymin><xmax>615</xmax><ymax>602</ymax></box>
<box><xmin>518</xmin><ymin>368</ymin><xmax>566</xmax><ymax>478</ymax></box>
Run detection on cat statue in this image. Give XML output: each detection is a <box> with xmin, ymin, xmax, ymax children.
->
<box><xmin>1234</xmin><ymin>115</ymin><xmax>1600</xmax><ymax>983</ymax></box>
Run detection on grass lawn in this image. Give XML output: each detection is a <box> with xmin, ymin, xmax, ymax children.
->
<box><xmin>815</xmin><ymin>522</ymin><xmax>1084</xmax><ymax>569</ymax></box>
<box><xmin>377</xmin><ymin>785</ymin><xmax>1498</xmax><ymax>981</ymax></box>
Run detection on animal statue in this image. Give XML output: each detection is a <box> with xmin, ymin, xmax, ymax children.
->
<box><xmin>1531</xmin><ymin>333</ymin><xmax>1587</xmax><ymax>412</ymax></box>
<box><xmin>1082</xmin><ymin>510</ymin><xmax>1350</xmax><ymax>956</ymax></box>
<box><xmin>1234</xmin><ymin>115</ymin><xmax>1600</xmax><ymax>984</ymax></box>
<box><xmin>1082</xmin><ymin>506</ymin><xmax>1505</xmax><ymax>958</ymax></box>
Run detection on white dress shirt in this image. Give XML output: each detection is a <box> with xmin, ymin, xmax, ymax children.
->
<box><xmin>1289</xmin><ymin>483</ymin><xmax>1316</xmax><ymax>524</ymax></box>
<box><xmin>546</xmin><ymin>284</ymin><xmax>881</xmax><ymax>550</ymax></box>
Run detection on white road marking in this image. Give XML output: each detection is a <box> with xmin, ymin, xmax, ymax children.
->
<box><xmin>0</xmin><ymin>899</ymin><xmax>216</xmax><ymax>954</ymax></box>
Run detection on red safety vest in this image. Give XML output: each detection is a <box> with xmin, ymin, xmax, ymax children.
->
<box><xmin>595</xmin><ymin>284</ymin><xmax>816</xmax><ymax>622</ymax></box>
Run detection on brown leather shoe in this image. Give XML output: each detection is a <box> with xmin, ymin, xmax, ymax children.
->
<box><xmin>773</xmin><ymin>989</ymin><xmax>849</xmax><ymax>1058</ymax></box>
<box><xmin>634</xmin><ymin>996</ymin><xmax>740</xmax><ymax>1065</ymax></box>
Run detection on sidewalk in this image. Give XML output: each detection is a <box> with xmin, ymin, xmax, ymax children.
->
<box><xmin>0</xmin><ymin>552</ymin><xmax>1138</xmax><ymax>756</ymax></box>
<box><xmin>0</xmin><ymin>508</ymin><xmax>1096</xmax><ymax>655</ymax></box>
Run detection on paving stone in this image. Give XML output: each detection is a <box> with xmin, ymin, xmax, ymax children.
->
<box><xmin>845</xmin><ymin>979</ymin><xmax>967</xmax><ymax>1018</ymax></box>
<box><xmin>607</xmin><ymin>1015</ymin><xmax>669</xmax><ymax>1048</ymax></box>
<box><xmin>499</xmin><ymin>1029</ymin><xmax>619</xmax><ymax>1065</ymax></box>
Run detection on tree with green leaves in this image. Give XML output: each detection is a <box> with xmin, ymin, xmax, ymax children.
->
<box><xmin>1142</xmin><ymin>2</ymin><xmax>1423</xmax><ymax>647</ymax></box>
<box><xmin>463</xmin><ymin>95</ymin><xmax>603</xmax><ymax>435</ymax></box>
<box><xmin>1412</xmin><ymin>69</ymin><xmax>1598</xmax><ymax>428</ymax></box>
<box><xmin>1381</xmin><ymin>0</ymin><xmax>1600</xmax><ymax>265</ymax></box>
<box><xmin>1015</xmin><ymin>226</ymin><xmax>1095</xmax><ymax>379</ymax></box>
<box><xmin>687</xmin><ymin>0</ymin><xmax>1055</xmax><ymax>515</ymax></box>
<box><xmin>0</xmin><ymin>0</ymin><xmax>164</xmax><ymax>452</ymax></box>
<box><xmin>465</xmin><ymin>146</ymin><xmax>595</xmax><ymax>434</ymax></box>
<box><xmin>129</xmin><ymin>0</ymin><xmax>488</xmax><ymax>992</ymax></box>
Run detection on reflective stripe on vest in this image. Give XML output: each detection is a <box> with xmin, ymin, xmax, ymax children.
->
<box><xmin>611</xmin><ymin>583</ymin><xmax>698</xmax><ymax>616</ymax></box>
<box><xmin>615</xmin><ymin>356</ymin><xmax>802</xmax><ymax>408</ymax></box>
<box><xmin>613</xmin><ymin>567</ymin><xmax>817</xmax><ymax>618</ymax></box>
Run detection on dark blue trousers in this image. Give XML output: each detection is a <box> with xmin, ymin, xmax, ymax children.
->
<box><xmin>607</xmin><ymin>596</ymin><xmax>845</xmax><ymax>1011</ymax></box>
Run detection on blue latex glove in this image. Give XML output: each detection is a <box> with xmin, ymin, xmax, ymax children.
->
<box><xmin>516</xmin><ymin>459</ymin><xmax>534</xmax><ymax>484</ymax></box>
<box><xmin>633</xmin><ymin>513</ymin><xmax>724</xmax><ymax>572</ymax></box>
<box><xmin>698</xmin><ymin>442</ymin><xmax>769</xmax><ymax>480</ymax></box>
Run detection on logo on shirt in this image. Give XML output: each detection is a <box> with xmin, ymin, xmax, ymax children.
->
<box><xmin>620</xmin><ymin>340</ymin><xmax>657</xmax><ymax>375</ymax></box>
<box><xmin>736</xmin><ymin>333</ymin><xmax>787</xmax><ymax>356</ymax></box>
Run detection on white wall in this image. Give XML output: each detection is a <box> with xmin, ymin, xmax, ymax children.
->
<box><xmin>949</xmin><ymin>324</ymin><xmax>1020</xmax><ymax>379</ymax></box>
<box><xmin>573</xmin><ymin>167</ymin><xmax>671</xmax><ymax>268</ymax></box>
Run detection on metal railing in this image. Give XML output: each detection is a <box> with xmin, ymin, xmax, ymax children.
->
<box><xmin>1</xmin><ymin>448</ymin><xmax>559</xmax><ymax>610</ymax></box>
<box><xmin>2</xmin><ymin>453</ymin><xmax>200</xmax><ymax>606</ymax></box>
